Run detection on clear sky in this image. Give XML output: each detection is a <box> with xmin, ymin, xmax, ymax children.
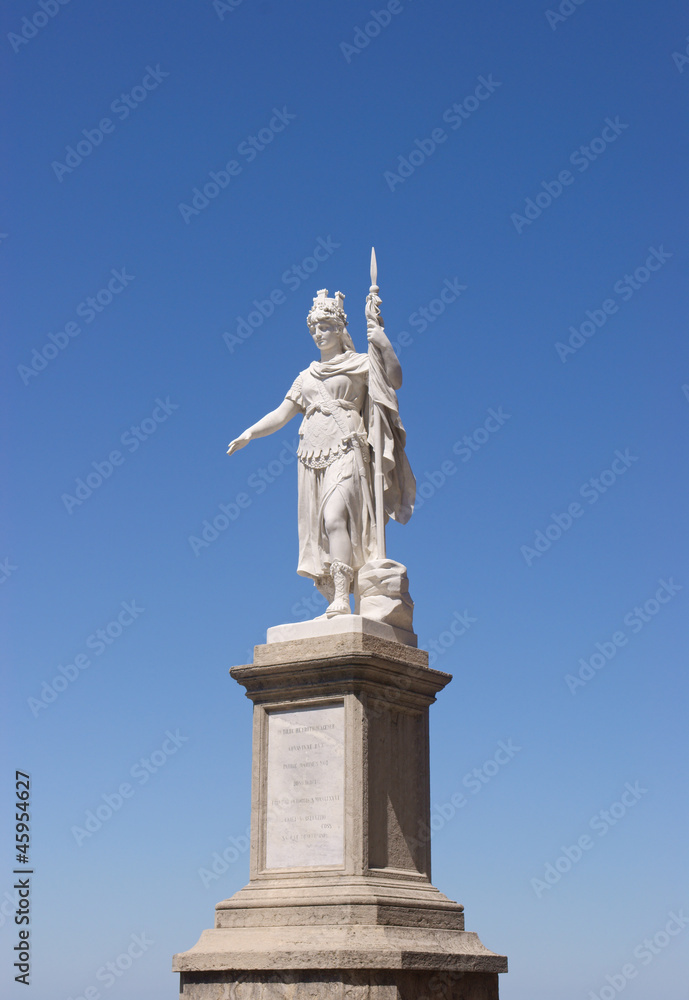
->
<box><xmin>3</xmin><ymin>1</ymin><xmax>688</xmax><ymax>998</ymax></box>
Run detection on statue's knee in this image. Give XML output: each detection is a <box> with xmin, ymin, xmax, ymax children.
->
<box><xmin>323</xmin><ymin>513</ymin><xmax>342</xmax><ymax>535</ymax></box>
<box><xmin>323</xmin><ymin>503</ymin><xmax>347</xmax><ymax>536</ymax></box>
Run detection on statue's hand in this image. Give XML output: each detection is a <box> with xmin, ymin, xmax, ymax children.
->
<box><xmin>365</xmin><ymin>293</ymin><xmax>383</xmax><ymax>322</ymax></box>
<box><xmin>227</xmin><ymin>430</ymin><xmax>252</xmax><ymax>456</ymax></box>
<box><xmin>366</xmin><ymin>313</ymin><xmax>387</xmax><ymax>349</ymax></box>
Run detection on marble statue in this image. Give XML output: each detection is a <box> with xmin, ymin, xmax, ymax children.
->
<box><xmin>227</xmin><ymin>253</ymin><xmax>415</xmax><ymax>627</ymax></box>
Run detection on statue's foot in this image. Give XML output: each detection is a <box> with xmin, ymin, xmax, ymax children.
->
<box><xmin>324</xmin><ymin>598</ymin><xmax>351</xmax><ymax>617</ymax></box>
<box><xmin>313</xmin><ymin>599</ymin><xmax>351</xmax><ymax>620</ymax></box>
<box><xmin>312</xmin><ymin>560</ymin><xmax>354</xmax><ymax>619</ymax></box>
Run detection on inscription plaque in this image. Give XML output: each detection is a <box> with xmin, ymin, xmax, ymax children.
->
<box><xmin>265</xmin><ymin>703</ymin><xmax>345</xmax><ymax>869</ymax></box>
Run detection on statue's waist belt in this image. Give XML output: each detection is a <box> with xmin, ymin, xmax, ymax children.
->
<box><xmin>297</xmin><ymin>430</ymin><xmax>370</xmax><ymax>470</ymax></box>
<box><xmin>303</xmin><ymin>398</ymin><xmax>358</xmax><ymax>418</ymax></box>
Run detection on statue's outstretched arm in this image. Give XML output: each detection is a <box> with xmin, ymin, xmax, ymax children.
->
<box><xmin>227</xmin><ymin>398</ymin><xmax>300</xmax><ymax>456</ymax></box>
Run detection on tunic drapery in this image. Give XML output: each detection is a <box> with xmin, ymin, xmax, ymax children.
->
<box><xmin>285</xmin><ymin>350</ymin><xmax>415</xmax><ymax>581</ymax></box>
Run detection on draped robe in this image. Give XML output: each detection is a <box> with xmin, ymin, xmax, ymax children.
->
<box><xmin>285</xmin><ymin>350</ymin><xmax>415</xmax><ymax>581</ymax></box>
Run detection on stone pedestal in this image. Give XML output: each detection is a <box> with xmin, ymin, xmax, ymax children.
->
<box><xmin>173</xmin><ymin>622</ymin><xmax>507</xmax><ymax>998</ymax></box>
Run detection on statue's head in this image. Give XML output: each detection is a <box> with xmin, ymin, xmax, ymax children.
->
<box><xmin>307</xmin><ymin>289</ymin><xmax>355</xmax><ymax>352</ymax></box>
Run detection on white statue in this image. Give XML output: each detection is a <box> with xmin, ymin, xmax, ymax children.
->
<box><xmin>227</xmin><ymin>252</ymin><xmax>415</xmax><ymax>626</ymax></box>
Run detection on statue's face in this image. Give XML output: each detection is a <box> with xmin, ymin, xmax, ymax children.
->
<box><xmin>311</xmin><ymin>316</ymin><xmax>343</xmax><ymax>353</ymax></box>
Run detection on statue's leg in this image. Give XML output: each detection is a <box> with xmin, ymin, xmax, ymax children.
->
<box><xmin>322</xmin><ymin>493</ymin><xmax>353</xmax><ymax>616</ymax></box>
<box><xmin>322</xmin><ymin>493</ymin><xmax>352</xmax><ymax>567</ymax></box>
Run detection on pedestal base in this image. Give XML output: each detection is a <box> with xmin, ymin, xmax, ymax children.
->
<box><xmin>174</xmin><ymin>628</ymin><xmax>507</xmax><ymax>997</ymax></box>
<box><xmin>179</xmin><ymin>969</ymin><xmax>499</xmax><ymax>999</ymax></box>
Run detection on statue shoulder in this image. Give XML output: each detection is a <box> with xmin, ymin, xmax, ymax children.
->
<box><xmin>342</xmin><ymin>351</ymin><xmax>370</xmax><ymax>372</ymax></box>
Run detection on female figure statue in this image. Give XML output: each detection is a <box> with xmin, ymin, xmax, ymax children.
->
<box><xmin>227</xmin><ymin>289</ymin><xmax>414</xmax><ymax>620</ymax></box>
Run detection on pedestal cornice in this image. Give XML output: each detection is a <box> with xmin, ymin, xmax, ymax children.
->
<box><xmin>231</xmin><ymin>630</ymin><xmax>451</xmax><ymax>711</ymax></box>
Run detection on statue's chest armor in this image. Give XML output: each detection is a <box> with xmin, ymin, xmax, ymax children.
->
<box><xmin>298</xmin><ymin>372</ymin><xmax>367</xmax><ymax>467</ymax></box>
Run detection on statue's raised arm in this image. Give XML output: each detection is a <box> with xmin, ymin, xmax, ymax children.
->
<box><xmin>227</xmin><ymin>255</ymin><xmax>416</xmax><ymax>638</ymax></box>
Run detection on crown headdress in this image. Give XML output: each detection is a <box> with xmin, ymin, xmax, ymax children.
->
<box><xmin>307</xmin><ymin>288</ymin><xmax>347</xmax><ymax>327</ymax></box>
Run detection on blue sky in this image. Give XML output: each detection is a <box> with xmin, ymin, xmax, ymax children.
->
<box><xmin>2</xmin><ymin>1</ymin><xmax>688</xmax><ymax>998</ymax></box>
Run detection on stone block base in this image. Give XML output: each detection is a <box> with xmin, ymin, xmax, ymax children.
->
<box><xmin>179</xmin><ymin>969</ymin><xmax>499</xmax><ymax>999</ymax></box>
